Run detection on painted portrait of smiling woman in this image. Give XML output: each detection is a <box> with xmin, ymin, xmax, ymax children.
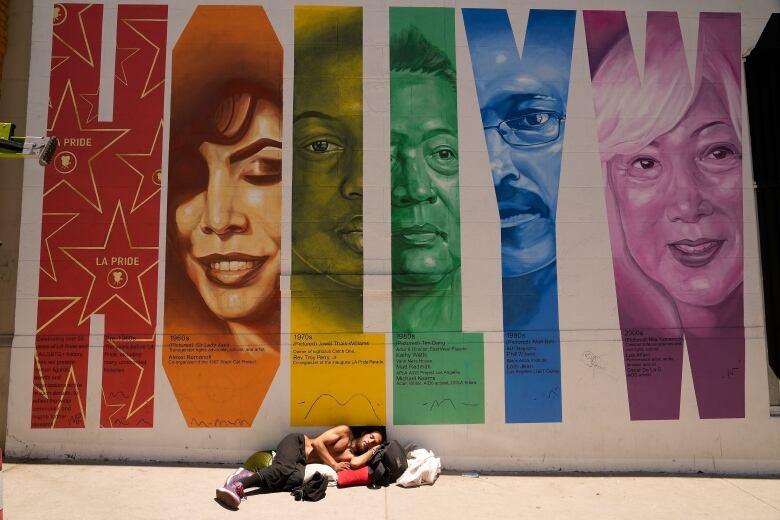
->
<box><xmin>163</xmin><ymin>6</ymin><xmax>283</xmax><ymax>427</ymax></box>
<box><xmin>586</xmin><ymin>11</ymin><xmax>744</xmax><ymax>419</ymax></box>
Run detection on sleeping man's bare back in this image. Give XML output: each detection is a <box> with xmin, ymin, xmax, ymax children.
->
<box><xmin>305</xmin><ymin>425</ymin><xmax>384</xmax><ymax>471</ymax></box>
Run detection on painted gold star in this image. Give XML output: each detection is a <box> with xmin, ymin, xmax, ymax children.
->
<box><xmin>33</xmin><ymin>352</ymin><xmax>49</xmax><ymax>399</ymax></box>
<box><xmin>46</xmin><ymin>80</ymin><xmax>129</xmax><ymax>212</ymax></box>
<box><xmin>102</xmin><ymin>337</ymin><xmax>155</xmax><ymax>427</ymax></box>
<box><xmin>53</xmin><ymin>4</ymin><xmax>96</xmax><ymax>68</ymax></box>
<box><xmin>40</xmin><ymin>212</ymin><xmax>79</xmax><ymax>282</ymax></box>
<box><xmin>116</xmin><ymin>119</ymin><xmax>163</xmax><ymax>213</ymax></box>
<box><xmin>60</xmin><ymin>201</ymin><xmax>158</xmax><ymax>326</ymax></box>
<box><xmin>51</xmin><ymin>364</ymin><xmax>87</xmax><ymax>428</ymax></box>
<box><xmin>51</xmin><ymin>55</ymin><xmax>70</xmax><ymax>73</ymax></box>
<box><xmin>121</xmin><ymin>18</ymin><xmax>166</xmax><ymax>98</ymax></box>
<box><xmin>114</xmin><ymin>47</ymin><xmax>140</xmax><ymax>87</ymax></box>
<box><xmin>78</xmin><ymin>91</ymin><xmax>99</xmax><ymax>124</ymax></box>
<box><xmin>36</xmin><ymin>296</ymin><xmax>82</xmax><ymax>334</ymax></box>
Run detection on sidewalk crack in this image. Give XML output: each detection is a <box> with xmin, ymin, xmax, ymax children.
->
<box><xmin>721</xmin><ymin>478</ymin><xmax>780</xmax><ymax>512</ymax></box>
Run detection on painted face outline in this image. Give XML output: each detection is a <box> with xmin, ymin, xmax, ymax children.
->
<box><xmin>479</xmin><ymin>73</ymin><xmax>564</xmax><ymax>277</ymax></box>
<box><xmin>390</xmin><ymin>72</ymin><xmax>461</xmax><ymax>287</ymax></box>
<box><xmin>608</xmin><ymin>81</ymin><xmax>743</xmax><ymax>307</ymax></box>
<box><xmin>174</xmin><ymin>99</ymin><xmax>282</xmax><ymax>322</ymax></box>
<box><xmin>292</xmin><ymin>46</ymin><xmax>363</xmax><ymax>289</ymax></box>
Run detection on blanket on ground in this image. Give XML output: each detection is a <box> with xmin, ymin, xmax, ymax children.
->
<box><xmin>396</xmin><ymin>445</ymin><xmax>441</xmax><ymax>487</ymax></box>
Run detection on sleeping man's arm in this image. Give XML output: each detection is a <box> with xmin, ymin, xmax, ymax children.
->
<box><xmin>349</xmin><ymin>445</ymin><xmax>381</xmax><ymax>469</ymax></box>
<box><xmin>309</xmin><ymin>425</ymin><xmax>352</xmax><ymax>472</ymax></box>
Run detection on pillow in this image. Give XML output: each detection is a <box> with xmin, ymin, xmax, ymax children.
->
<box><xmin>337</xmin><ymin>466</ymin><xmax>371</xmax><ymax>488</ymax></box>
<box><xmin>304</xmin><ymin>463</ymin><xmax>338</xmax><ymax>484</ymax></box>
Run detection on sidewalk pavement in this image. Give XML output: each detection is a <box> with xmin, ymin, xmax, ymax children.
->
<box><xmin>4</xmin><ymin>462</ymin><xmax>780</xmax><ymax>520</ymax></box>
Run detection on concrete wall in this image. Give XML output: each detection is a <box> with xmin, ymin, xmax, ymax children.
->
<box><xmin>4</xmin><ymin>0</ymin><xmax>780</xmax><ymax>473</ymax></box>
<box><xmin>0</xmin><ymin>0</ymin><xmax>32</xmax><ymax>451</ymax></box>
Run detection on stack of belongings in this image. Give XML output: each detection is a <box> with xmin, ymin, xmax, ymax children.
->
<box><xmin>336</xmin><ymin>441</ymin><xmax>441</xmax><ymax>488</ymax></box>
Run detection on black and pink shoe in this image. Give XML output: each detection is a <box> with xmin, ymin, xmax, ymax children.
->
<box><xmin>225</xmin><ymin>467</ymin><xmax>254</xmax><ymax>487</ymax></box>
<box><xmin>216</xmin><ymin>481</ymin><xmax>245</xmax><ymax>509</ymax></box>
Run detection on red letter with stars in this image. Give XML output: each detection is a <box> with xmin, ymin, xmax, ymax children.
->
<box><xmin>32</xmin><ymin>3</ymin><xmax>167</xmax><ymax>428</ymax></box>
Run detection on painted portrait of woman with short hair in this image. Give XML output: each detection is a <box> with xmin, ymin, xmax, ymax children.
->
<box><xmin>585</xmin><ymin>11</ymin><xmax>744</xmax><ymax>420</ymax></box>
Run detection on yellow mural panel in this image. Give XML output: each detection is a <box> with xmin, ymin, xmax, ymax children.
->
<box><xmin>290</xmin><ymin>332</ymin><xmax>386</xmax><ymax>426</ymax></box>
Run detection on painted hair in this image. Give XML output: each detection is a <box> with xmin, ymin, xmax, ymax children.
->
<box><xmin>390</xmin><ymin>25</ymin><xmax>456</xmax><ymax>88</ymax></box>
<box><xmin>590</xmin><ymin>12</ymin><xmax>741</xmax><ymax>161</ymax></box>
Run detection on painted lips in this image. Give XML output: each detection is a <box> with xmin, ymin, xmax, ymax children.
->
<box><xmin>198</xmin><ymin>253</ymin><xmax>268</xmax><ymax>286</ymax></box>
<box><xmin>498</xmin><ymin>188</ymin><xmax>550</xmax><ymax>229</ymax></box>
<box><xmin>337</xmin><ymin>216</ymin><xmax>363</xmax><ymax>254</ymax></box>
<box><xmin>392</xmin><ymin>223</ymin><xmax>446</xmax><ymax>246</ymax></box>
<box><xmin>668</xmin><ymin>238</ymin><xmax>724</xmax><ymax>267</ymax></box>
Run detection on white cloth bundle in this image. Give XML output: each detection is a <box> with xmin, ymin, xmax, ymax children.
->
<box><xmin>396</xmin><ymin>445</ymin><xmax>441</xmax><ymax>487</ymax></box>
<box><xmin>303</xmin><ymin>464</ymin><xmax>338</xmax><ymax>486</ymax></box>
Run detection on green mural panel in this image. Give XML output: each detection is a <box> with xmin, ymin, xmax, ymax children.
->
<box><xmin>390</xmin><ymin>7</ymin><xmax>484</xmax><ymax>424</ymax></box>
<box><xmin>394</xmin><ymin>332</ymin><xmax>484</xmax><ymax>424</ymax></box>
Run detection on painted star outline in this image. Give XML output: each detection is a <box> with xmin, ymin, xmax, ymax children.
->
<box><xmin>102</xmin><ymin>337</ymin><xmax>155</xmax><ymax>427</ymax></box>
<box><xmin>121</xmin><ymin>18</ymin><xmax>167</xmax><ymax>98</ymax></box>
<box><xmin>59</xmin><ymin>201</ymin><xmax>158</xmax><ymax>326</ymax></box>
<box><xmin>115</xmin><ymin>119</ymin><xmax>163</xmax><ymax>213</ymax></box>
<box><xmin>114</xmin><ymin>47</ymin><xmax>141</xmax><ymax>87</ymax></box>
<box><xmin>40</xmin><ymin>212</ymin><xmax>80</xmax><ymax>282</ymax></box>
<box><xmin>46</xmin><ymin>80</ymin><xmax>129</xmax><ymax>213</ymax></box>
<box><xmin>53</xmin><ymin>4</ymin><xmax>96</xmax><ymax>68</ymax></box>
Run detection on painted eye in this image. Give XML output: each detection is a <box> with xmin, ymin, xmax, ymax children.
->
<box><xmin>243</xmin><ymin>159</ymin><xmax>281</xmax><ymax>186</ymax></box>
<box><xmin>697</xmin><ymin>143</ymin><xmax>741</xmax><ymax>174</ymax></box>
<box><xmin>523</xmin><ymin>112</ymin><xmax>550</xmax><ymax>126</ymax></box>
<box><xmin>631</xmin><ymin>157</ymin><xmax>658</xmax><ymax>170</ymax></box>
<box><xmin>306</xmin><ymin>140</ymin><xmax>343</xmax><ymax>153</ymax></box>
<box><xmin>621</xmin><ymin>155</ymin><xmax>662</xmax><ymax>180</ymax></box>
<box><xmin>426</xmin><ymin>146</ymin><xmax>458</xmax><ymax>175</ymax></box>
<box><xmin>706</xmin><ymin>146</ymin><xmax>736</xmax><ymax>161</ymax></box>
<box><xmin>505</xmin><ymin>112</ymin><xmax>551</xmax><ymax>130</ymax></box>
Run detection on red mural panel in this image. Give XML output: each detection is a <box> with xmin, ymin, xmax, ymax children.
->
<box><xmin>32</xmin><ymin>3</ymin><xmax>167</xmax><ymax>428</ymax></box>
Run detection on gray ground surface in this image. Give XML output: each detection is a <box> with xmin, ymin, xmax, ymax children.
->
<box><xmin>4</xmin><ymin>462</ymin><xmax>780</xmax><ymax>519</ymax></box>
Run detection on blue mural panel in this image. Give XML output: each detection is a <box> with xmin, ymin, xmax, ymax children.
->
<box><xmin>463</xmin><ymin>8</ymin><xmax>575</xmax><ymax>422</ymax></box>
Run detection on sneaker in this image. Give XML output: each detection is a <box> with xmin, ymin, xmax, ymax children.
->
<box><xmin>225</xmin><ymin>467</ymin><xmax>254</xmax><ymax>487</ymax></box>
<box><xmin>216</xmin><ymin>481</ymin><xmax>245</xmax><ymax>509</ymax></box>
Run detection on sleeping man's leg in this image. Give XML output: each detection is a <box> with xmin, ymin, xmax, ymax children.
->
<box><xmin>216</xmin><ymin>434</ymin><xmax>307</xmax><ymax>508</ymax></box>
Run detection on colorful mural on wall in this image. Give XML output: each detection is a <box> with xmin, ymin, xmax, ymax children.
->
<box><xmin>463</xmin><ymin>9</ymin><xmax>575</xmax><ymax>423</ymax></box>
<box><xmin>290</xmin><ymin>6</ymin><xmax>386</xmax><ymax>427</ymax></box>
<box><xmin>163</xmin><ymin>6</ymin><xmax>281</xmax><ymax>427</ymax></box>
<box><xmin>583</xmin><ymin>11</ymin><xmax>744</xmax><ymax>420</ymax></box>
<box><xmin>389</xmin><ymin>7</ymin><xmax>484</xmax><ymax>425</ymax></box>
<box><xmin>33</xmin><ymin>3</ymin><xmax>166</xmax><ymax>428</ymax></box>
<box><xmin>25</xmin><ymin>3</ymin><xmax>748</xmax><ymax>431</ymax></box>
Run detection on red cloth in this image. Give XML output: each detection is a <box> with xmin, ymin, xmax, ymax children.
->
<box><xmin>337</xmin><ymin>466</ymin><xmax>371</xmax><ymax>488</ymax></box>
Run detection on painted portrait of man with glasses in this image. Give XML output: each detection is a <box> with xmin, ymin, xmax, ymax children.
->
<box><xmin>464</xmin><ymin>8</ymin><xmax>575</xmax><ymax>422</ymax></box>
<box><xmin>464</xmin><ymin>8</ymin><xmax>574</xmax><ymax>330</ymax></box>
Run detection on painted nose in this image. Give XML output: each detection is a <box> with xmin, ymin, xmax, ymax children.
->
<box><xmin>392</xmin><ymin>149</ymin><xmax>437</xmax><ymax>206</ymax></box>
<box><xmin>486</xmin><ymin>129</ymin><xmax>519</xmax><ymax>188</ymax></box>
<box><xmin>339</xmin><ymin>148</ymin><xmax>363</xmax><ymax>200</ymax></box>
<box><xmin>200</xmin><ymin>157</ymin><xmax>249</xmax><ymax>236</ymax></box>
<box><xmin>665</xmin><ymin>163</ymin><xmax>713</xmax><ymax>223</ymax></box>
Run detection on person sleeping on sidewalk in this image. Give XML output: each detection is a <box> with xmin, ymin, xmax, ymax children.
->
<box><xmin>216</xmin><ymin>425</ymin><xmax>385</xmax><ymax>509</ymax></box>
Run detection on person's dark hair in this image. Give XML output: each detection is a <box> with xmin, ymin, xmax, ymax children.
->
<box><xmin>390</xmin><ymin>25</ymin><xmax>455</xmax><ymax>88</ymax></box>
<box><xmin>350</xmin><ymin>425</ymin><xmax>387</xmax><ymax>442</ymax></box>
